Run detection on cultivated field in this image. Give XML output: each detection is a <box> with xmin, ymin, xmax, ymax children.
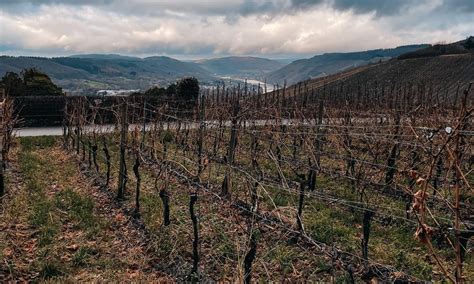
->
<box><xmin>1</xmin><ymin>55</ymin><xmax>473</xmax><ymax>282</ymax></box>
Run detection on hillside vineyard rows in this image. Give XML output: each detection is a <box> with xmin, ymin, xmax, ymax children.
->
<box><xmin>42</xmin><ymin>73</ymin><xmax>474</xmax><ymax>283</ymax></box>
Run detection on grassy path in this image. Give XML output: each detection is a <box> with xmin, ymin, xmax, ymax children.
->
<box><xmin>0</xmin><ymin>137</ymin><xmax>171</xmax><ymax>282</ymax></box>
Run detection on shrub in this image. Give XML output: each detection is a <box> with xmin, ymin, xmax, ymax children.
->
<box><xmin>176</xmin><ymin>77</ymin><xmax>199</xmax><ymax>101</ymax></box>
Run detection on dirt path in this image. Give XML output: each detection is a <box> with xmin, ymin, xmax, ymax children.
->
<box><xmin>0</xmin><ymin>138</ymin><xmax>172</xmax><ymax>282</ymax></box>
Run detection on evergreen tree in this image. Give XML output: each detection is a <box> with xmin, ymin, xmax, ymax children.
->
<box><xmin>176</xmin><ymin>77</ymin><xmax>199</xmax><ymax>101</ymax></box>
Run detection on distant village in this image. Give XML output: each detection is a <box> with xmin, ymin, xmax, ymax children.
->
<box><xmin>95</xmin><ymin>89</ymin><xmax>141</xmax><ymax>96</ymax></box>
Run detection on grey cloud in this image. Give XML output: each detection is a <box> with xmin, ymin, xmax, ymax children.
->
<box><xmin>1</xmin><ymin>0</ymin><xmax>473</xmax><ymax>58</ymax></box>
<box><xmin>239</xmin><ymin>0</ymin><xmax>278</xmax><ymax>16</ymax></box>
<box><xmin>0</xmin><ymin>0</ymin><xmax>114</xmax><ymax>15</ymax></box>
<box><xmin>1</xmin><ymin>0</ymin><xmax>112</xmax><ymax>4</ymax></box>
<box><xmin>8</xmin><ymin>0</ymin><xmax>464</xmax><ymax>21</ymax></box>
<box><xmin>290</xmin><ymin>0</ymin><xmax>324</xmax><ymax>10</ymax></box>
<box><xmin>331</xmin><ymin>0</ymin><xmax>414</xmax><ymax>16</ymax></box>
<box><xmin>440</xmin><ymin>0</ymin><xmax>474</xmax><ymax>12</ymax></box>
<box><xmin>0</xmin><ymin>0</ymin><xmax>412</xmax><ymax>17</ymax></box>
<box><xmin>235</xmin><ymin>0</ymin><xmax>325</xmax><ymax>15</ymax></box>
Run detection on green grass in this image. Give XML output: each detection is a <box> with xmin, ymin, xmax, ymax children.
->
<box><xmin>29</xmin><ymin>196</ymin><xmax>59</xmax><ymax>247</ymax></box>
<box><xmin>18</xmin><ymin>138</ymin><xmax>60</xmax><ymax>247</ymax></box>
<box><xmin>39</xmin><ymin>259</ymin><xmax>65</xmax><ymax>279</ymax></box>
<box><xmin>305</xmin><ymin>204</ymin><xmax>357</xmax><ymax>250</ymax></box>
<box><xmin>15</xmin><ymin>136</ymin><xmax>107</xmax><ymax>279</ymax></box>
<box><xmin>55</xmin><ymin>189</ymin><xmax>103</xmax><ymax>235</ymax></box>
<box><xmin>270</xmin><ymin>246</ymin><xmax>297</xmax><ymax>275</ymax></box>
<box><xmin>72</xmin><ymin>247</ymin><xmax>94</xmax><ymax>267</ymax></box>
<box><xmin>20</xmin><ymin>136</ymin><xmax>56</xmax><ymax>152</ymax></box>
<box><xmin>140</xmin><ymin>191</ymin><xmax>164</xmax><ymax>230</ymax></box>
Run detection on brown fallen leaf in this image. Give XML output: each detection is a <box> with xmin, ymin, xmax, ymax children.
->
<box><xmin>127</xmin><ymin>270</ymin><xmax>140</xmax><ymax>279</ymax></box>
<box><xmin>3</xmin><ymin>247</ymin><xmax>14</xmax><ymax>257</ymax></box>
<box><xmin>66</xmin><ymin>244</ymin><xmax>79</xmax><ymax>251</ymax></box>
<box><xmin>115</xmin><ymin>213</ymin><xmax>126</xmax><ymax>223</ymax></box>
<box><xmin>416</xmin><ymin>177</ymin><xmax>425</xmax><ymax>184</ymax></box>
<box><xmin>414</xmin><ymin>224</ymin><xmax>434</xmax><ymax>244</ymax></box>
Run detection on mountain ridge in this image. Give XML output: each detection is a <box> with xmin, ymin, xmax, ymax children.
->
<box><xmin>0</xmin><ymin>55</ymin><xmax>287</xmax><ymax>94</ymax></box>
<box><xmin>0</xmin><ymin>44</ymin><xmax>434</xmax><ymax>94</ymax></box>
<box><xmin>266</xmin><ymin>44</ymin><xmax>430</xmax><ymax>85</ymax></box>
<box><xmin>194</xmin><ymin>56</ymin><xmax>285</xmax><ymax>78</ymax></box>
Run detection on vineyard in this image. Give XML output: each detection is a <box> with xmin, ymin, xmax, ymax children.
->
<box><xmin>0</xmin><ymin>58</ymin><xmax>473</xmax><ymax>281</ymax></box>
<box><xmin>1</xmin><ymin>0</ymin><xmax>473</xmax><ymax>279</ymax></box>
<box><xmin>45</xmin><ymin>75</ymin><xmax>474</xmax><ymax>282</ymax></box>
<box><xmin>273</xmin><ymin>53</ymin><xmax>474</xmax><ymax>100</ymax></box>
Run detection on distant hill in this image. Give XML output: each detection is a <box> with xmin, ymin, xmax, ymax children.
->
<box><xmin>195</xmin><ymin>56</ymin><xmax>285</xmax><ymax>78</ymax></box>
<box><xmin>68</xmin><ymin>54</ymin><xmax>140</xmax><ymax>60</ymax></box>
<box><xmin>0</xmin><ymin>56</ymin><xmax>91</xmax><ymax>80</ymax></box>
<box><xmin>266</xmin><ymin>44</ymin><xmax>429</xmax><ymax>85</ymax></box>
<box><xmin>52</xmin><ymin>56</ymin><xmax>213</xmax><ymax>79</ymax></box>
<box><xmin>0</xmin><ymin>43</ymin><xmax>441</xmax><ymax>94</ymax></box>
<box><xmin>0</xmin><ymin>55</ymin><xmax>288</xmax><ymax>94</ymax></box>
<box><xmin>280</xmin><ymin>38</ymin><xmax>474</xmax><ymax>100</ymax></box>
<box><xmin>398</xmin><ymin>37</ymin><xmax>474</xmax><ymax>59</ymax></box>
<box><xmin>0</xmin><ymin>55</ymin><xmax>216</xmax><ymax>94</ymax></box>
<box><xmin>281</xmin><ymin>52</ymin><xmax>474</xmax><ymax>103</ymax></box>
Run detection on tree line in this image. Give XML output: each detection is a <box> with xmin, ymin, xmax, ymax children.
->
<box><xmin>133</xmin><ymin>77</ymin><xmax>200</xmax><ymax>101</ymax></box>
<box><xmin>1</xmin><ymin>68</ymin><xmax>63</xmax><ymax>97</ymax></box>
<box><xmin>1</xmin><ymin>68</ymin><xmax>200</xmax><ymax>101</ymax></box>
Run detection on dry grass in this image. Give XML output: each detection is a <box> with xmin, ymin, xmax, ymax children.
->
<box><xmin>0</xmin><ymin>137</ymin><xmax>172</xmax><ymax>282</ymax></box>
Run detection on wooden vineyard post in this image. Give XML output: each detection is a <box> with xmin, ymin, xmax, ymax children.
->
<box><xmin>103</xmin><ymin>138</ymin><xmax>111</xmax><ymax>187</ymax></box>
<box><xmin>66</xmin><ymin>104</ymin><xmax>72</xmax><ymax>150</ymax></box>
<box><xmin>406</xmin><ymin>148</ymin><xmax>419</xmax><ymax>219</ymax></box>
<box><xmin>117</xmin><ymin>99</ymin><xmax>128</xmax><ymax>200</ymax></box>
<box><xmin>296</xmin><ymin>179</ymin><xmax>306</xmax><ymax>237</ymax></box>
<box><xmin>159</xmin><ymin>169</ymin><xmax>171</xmax><ymax>226</ymax></box>
<box><xmin>312</xmin><ymin>99</ymin><xmax>324</xmax><ymax>192</ymax></box>
<box><xmin>133</xmin><ymin>152</ymin><xmax>141</xmax><ymax>218</ymax></box>
<box><xmin>88</xmin><ymin>140</ymin><xmax>92</xmax><ymax>168</ymax></box>
<box><xmin>62</xmin><ymin>101</ymin><xmax>68</xmax><ymax>149</ymax></box>
<box><xmin>222</xmin><ymin>97</ymin><xmax>239</xmax><ymax>198</ymax></box>
<box><xmin>92</xmin><ymin>140</ymin><xmax>99</xmax><ymax>173</ymax></box>
<box><xmin>384</xmin><ymin>113</ymin><xmax>401</xmax><ymax>192</ymax></box>
<box><xmin>361</xmin><ymin>210</ymin><xmax>375</xmax><ymax>261</ymax></box>
<box><xmin>140</xmin><ymin>98</ymin><xmax>147</xmax><ymax>150</ymax></box>
<box><xmin>250</xmin><ymin>131</ymin><xmax>261</xmax><ymax>212</ymax></box>
<box><xmin>308</xmin><ymin>160</ymin><xmax>316</xmax><ymax>192</ymax></box>
<box><xmin>454</xmin><ymin>144</ymin><xmax>462</xmax><ymax>283</ymax></box>
<box><xmin>243</xmin><ymin>229</ymin><xmax>258</xmax><ymax>284</ymax></box>
<box><xmin>189</xmin><ymin>192</ymin><xmax>200</xmax><ymax>281</ymax></box>
<box><xmin>75</xmin><ymin>106</ymin><xmax>80</xmax><ymax>155</ymax></box>
<box><xmin>346</xmin><ymin>264</ymin><xmax>355</xmax><ymax>284</ymax></box>
<box><xmin>243</xmin><ymin>130</ymin><xmax>260</xmax><ymax>284</ymax></box>
<box><xmin>432</xmin><ymin>156</ymin><xmax>443</xmax><ymax>196</ymax></box>
<box><xmin>197</xmin><ymin>95</ymin><xmax>205</xmax><ymax>181</ymax></box>
<box><xmin>316</xmin><ymin>100</ymin><xmax>324</xmax><ymax>169</ymax></box>
<box><xmin>343</xmin><ymin>101</ymin><xmax>356</xmax><ymax>191</ymax></box>
<box><xmin>82</xmin><ymin>140</ymin><xmax>86</xmax><ymax>161</ymax></box>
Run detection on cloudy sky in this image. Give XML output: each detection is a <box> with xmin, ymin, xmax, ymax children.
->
<box><xmin>0</xmin><ymin>0</ymin><xmax>473</xmax><ymax>59</ymax></box>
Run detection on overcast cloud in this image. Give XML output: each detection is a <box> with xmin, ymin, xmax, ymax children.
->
<box><xmin>0</xmin><ymin>0</ymin><xmax>473</xmax><ymax>58</ymax></box>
